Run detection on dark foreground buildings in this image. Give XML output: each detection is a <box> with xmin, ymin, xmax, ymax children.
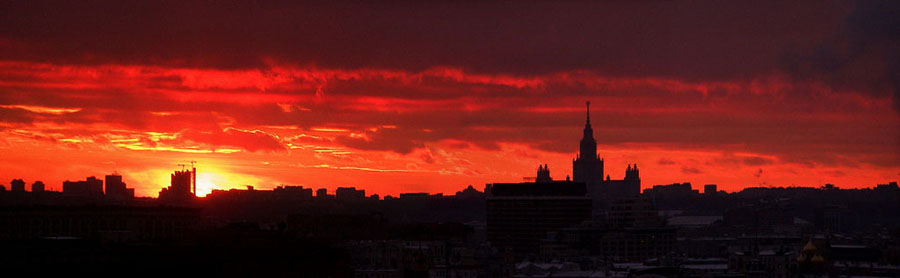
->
<box><xmin>104</xmin><ymin>173</ymin><xmax>135</xmax><ymax>200</ymax></box>
<box><xmin>486</xmin><ymin>164</ymin><xmax>675</xmax><ymax>264</ymax></box>
<box><xmin>62</xmin><ymin>176</ymin><xmax>104</xmax><ymax>199</ymax></box>
<box><xmin>0</xmin><ymin>104</ymin><xmax>898</xmax><ymax>277</ymax></box>
<box><xmin>486</xmin><ymin>177</ymin><xmax>592</xmax><ymax>255</ymax></box>
<box><xmin>58</xmin><ymin>174</ymin><xmax>136</xmax><ymax>201</ymax></box>
<box><xmin>0</xmin><ymin>172</ymin><xmax>897</xmax><ymax>277</ymax></box>
<box><xmin>484</xmin><ymin>102</ymin><xmax>650</xmax><ymax>258</ymax></box>
<box><xmin>484</xmin><ymin>101</ymin><xmax>681</xmax><ymax>263</ymax></box>
<box><xmin>0</xmin><ymin>206</ymin><xmax>201</xmax><ymax>241</ymax></box>
<box><xmin>10</xmin><ymin>179</ymin><xmax>25</xmax><ymax>192</ymax></box>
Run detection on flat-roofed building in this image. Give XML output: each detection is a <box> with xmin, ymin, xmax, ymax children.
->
<box><xmin>63</xmin><ymin>176</ymin><xmax>103</xmax><ymax>199</ymax></box>
<box><xmin>486</xmin><ymin>176</ymin><xmax>591</xmax><ymax>256</ymax></box>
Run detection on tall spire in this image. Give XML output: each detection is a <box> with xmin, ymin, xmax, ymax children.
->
<box><xmin>583</xmin><ymin>100</ymin><xmax>593</xmax><ymax>136</ymax></box>
<box><xmin>573</xmin><ymin>100</ymin><xmax>603</xmax><ymax>185</ymax></box>
<box><xmin>586</xmin><ymin>101</ymin><xmax>591</xmax><ymax>124</ymax></box>
<box><xmin>579</xmin><ymin>100</ymin><xmax>597</xmax><ymax>160</ymax></box>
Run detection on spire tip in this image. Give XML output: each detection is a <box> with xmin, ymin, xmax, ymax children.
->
<box><xmin>585</xmin><ymin>101</ymin><xmax>591</xmax><ymax>123</ymax></box>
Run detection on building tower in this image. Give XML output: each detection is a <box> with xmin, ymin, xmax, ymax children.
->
<box><xmin>625</xmin><ymin>164</ymin><xmax>640</xmax><ymax>182</ymax></box>
<box><xmin>159</xmin><ymin>164</ymin><xmax>197</xmax><ymax>203</ymax></box>
<box><xmin>190</xmin><ymin>161</ymin><xmax>197</xmax><ymax>197</ymax></box>
<box><xmin>572</xmin><ymin>101</ymin><xmax>604</xmax><ymax>189</ymax></box>
<box><xmin>31</xmin><ymin>181</ymin><xmax>45</xmax><ymax>192</ymax></box>
<box><xmin>105</xmin><ymin>172</ymin><xmax>126</xmax><ymax>197</ymax></box>
<box><xmin>536</xmin><ymin>164</ymin><xmax>552</xmax><ymax>183</ymax></box>
<box><xmin>10</xmin><ymin>179</ymin><xmax>25</xmax><ymax>192</ymax></box>
<box><xmin>169</xmin><ymin>167</ymin><xmax>195</xmax><ymax>197</ymax></box>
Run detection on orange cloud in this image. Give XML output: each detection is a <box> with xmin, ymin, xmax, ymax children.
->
<box><xmin>0</xmin><ymin>60</ymin><xmax>897</xmax><ymax>198</ymax></box>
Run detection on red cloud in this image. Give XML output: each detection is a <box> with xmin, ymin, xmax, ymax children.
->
<box><xmin>166</xmin><ymin>128</ymin><xmax>286</xmax><ymax>152</ymax></box>
<box><xmin>0</xmin><ymin>59</ymin><xmax>896</xmax><ymax>196</ymax></box>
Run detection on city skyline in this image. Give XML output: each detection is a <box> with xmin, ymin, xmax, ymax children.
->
<box><xmin>1</xmin><ymin>1</ymin><xmax>899</xmax><ymax>197</ymax></box>
<box><xmin>2</xmin><ymin>99</ymin><xmax>896</xmax><ymax>199</ymax></box>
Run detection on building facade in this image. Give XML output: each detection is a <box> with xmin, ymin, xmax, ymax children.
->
<box><xmin>486</xmin><ymin>170</ymin><xmax>591</xmax><ymax>256</ymax></box>
<box><xmin>63</xmin><ymin>176</ymin><xmax>103</xmax><ymax>199</ymax></box>
<box><xmin>10</xmin><ymin>179</ymin><xmax>25</xmax><ymax>192</ymax></box>
<box><xmin>159</xmin><ymin>167</ymin><xmax>196</xmax><ymax>203</ymax></box>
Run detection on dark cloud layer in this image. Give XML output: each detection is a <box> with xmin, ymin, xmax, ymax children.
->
<box><xmin>778</xmin><ymin>0</ymin><xmax>900</xmax><ymax>115</ymax></box>
<box><xmin>4</xmin><ymin>1</ymin><xmax>895</xmax><ymax>118</ymax></box>
<box><xmin>5</xmin><ymin>1</ymin><xmax>897</xmax><ymax>114</ymax></box>
<box><xmin>0</xmin><ymin>1</ymin><xmax>843</xmax><ymax>78</ymax></box>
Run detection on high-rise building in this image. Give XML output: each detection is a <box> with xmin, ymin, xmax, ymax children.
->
<box><xmin>316</xmin><ymin>188</ymin><xmax>330</xmax><ymax>199</ymax></box>
<box><xmin>31</xmin><ymin>181</ymin><xmax>44</xmax><ymax>192</ymax></box>
<box><xmin>105</xmin><ymin>173</ymin><xmax>134</xmax><ymax>200</ymax></box>
<box><xmin>571</xmin><ymin>101</ymin><xmax>640</xmax><ymax>207</ymax></box>
<box><xmin>10</xmin><ymin>179</ymin><xmax>25</xmax><ymax>192</ymax></box>
<box><xmin>106</xmin><ymin>173</ymin><xmax>125</xmax><ymax>196</ymax></box>
<box><xmin>63</xmin><ymin>176</ymin><xmax>104</xmax><ymax>198</ymax></box>
<box><xmin>705</xmin><ymin>184</ymin><xmax>718</xmax><ymax>195</ymax></box>
<box><xmin>572</xmin><ymin>101</ymin><xmax>604</xmax><ymax>188</ymax></box>
<box><xmin>335</xmin><ymin>187</ymin><xmax>366</xmax><ymax>201</ymax></box>
<box><xmin>159</xmin><ymin>166</ymin><xmax>196</xmax><ymax>203</ymax></box>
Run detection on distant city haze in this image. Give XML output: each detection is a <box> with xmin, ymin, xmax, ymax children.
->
<box><xmin>0</xmin><ymin>1</ymin><xmax>898</xmax><ymax>197</ymax></box>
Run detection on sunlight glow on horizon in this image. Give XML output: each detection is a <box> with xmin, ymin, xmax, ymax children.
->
<box><xmin>195</xmin><ymin>172</ymin><xmax>223</xmax><ymax>197</ymax></box>
<box><xmin>144</xmin><ymin>163</ymin><xmax>266</xmax><ymax>197</ymax></box>
<box><xmin>0</xmin><ymin>59</ymin><xmax>896</xmax><ymax>198</ymax></box>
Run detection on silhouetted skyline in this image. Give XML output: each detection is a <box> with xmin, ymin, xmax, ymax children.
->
<box><xmin>1</xmin><ymin>1</ymin><xmax>899</xmax><ymax>197</ymax></box>
<box><xmin>1</xmin><ymin>101</ymin><xmax>895</xmax><ymax>199</ymax></box>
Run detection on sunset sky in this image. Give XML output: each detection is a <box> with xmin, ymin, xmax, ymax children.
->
<box><xmin>1</xmin><ymin>1</ymin><xmax>898</xmax><ymax>197</ymax></box>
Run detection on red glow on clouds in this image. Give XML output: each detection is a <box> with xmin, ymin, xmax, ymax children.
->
<box><xmin>0</xmin><ymin>59</ymin><xmax>897</xmax><ymax>197</ymax></box>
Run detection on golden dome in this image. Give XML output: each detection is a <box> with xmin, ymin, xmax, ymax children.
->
<box><xmin>802</xmin><ymin>239</ymin><xmax>817</xmax><ymax>254</ymax></box>
<box><xmin>796</xmin><ymin>254</ymin><xmax>807</xmax><ymax>263</ymax></box>
<box><xmin>811</xmin><ymin>254</ymin><xmax>825</xmax><ymax>264</ymax></box>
